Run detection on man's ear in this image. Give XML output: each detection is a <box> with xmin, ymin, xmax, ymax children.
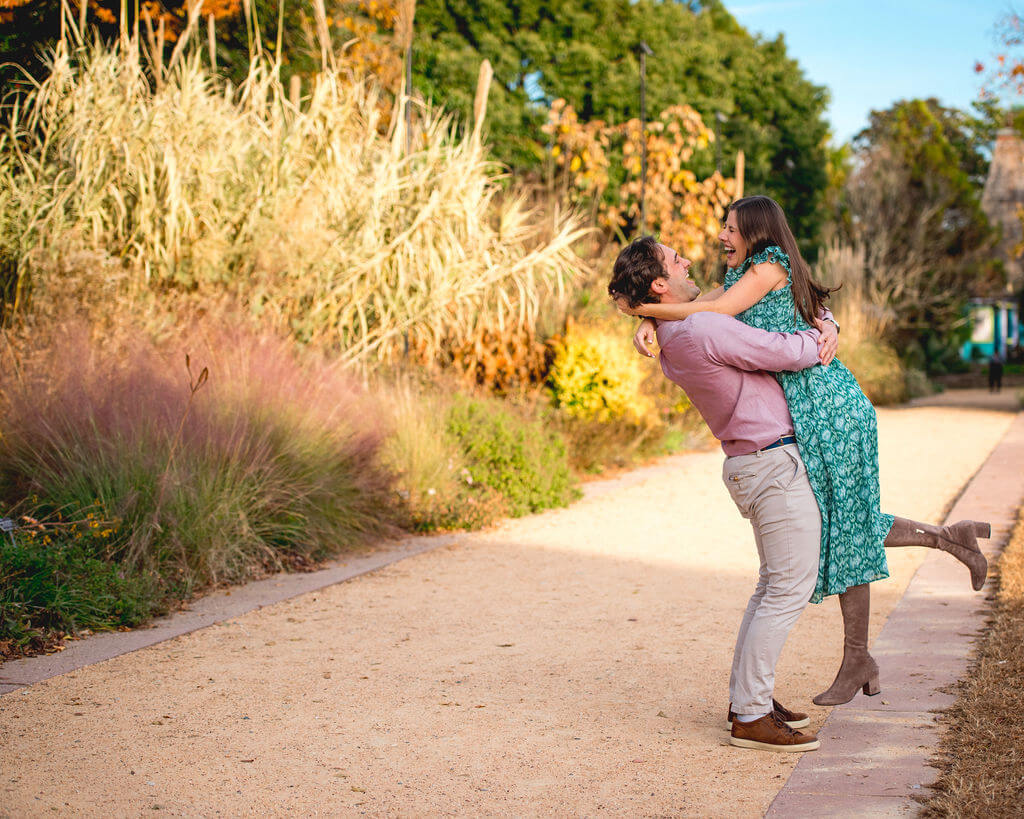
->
<box><xmin>649</xmin><ymin>277</ymin><xmax>669</xmax><ymax>295</ymax></box>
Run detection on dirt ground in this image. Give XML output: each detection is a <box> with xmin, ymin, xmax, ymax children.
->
<box><xmin>0</xmin><ymin>405</ymin><xmax>1015</xmax><ymax>817</ymax></box>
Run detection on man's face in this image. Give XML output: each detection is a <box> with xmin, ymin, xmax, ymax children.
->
<box><xmin>651</xmin><ymin>243</ymin><xmax>700</xmax><ymax>303</ymax></box>
<box><xmin>717</xmin><ymin>211</ymin><xmax>747</xmax><ymax>268</ymax></box>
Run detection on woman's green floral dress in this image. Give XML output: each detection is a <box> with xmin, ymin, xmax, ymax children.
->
<box><xmin>725</xmin><ymin>246</ymin><xmax>892</xmax><ymax>603</ymax></box>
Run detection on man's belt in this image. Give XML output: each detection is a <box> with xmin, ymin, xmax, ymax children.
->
<box><xmin>758</xmin><ymin>435</ymin><xmax>797</xmax><ymax>452</ymax></box>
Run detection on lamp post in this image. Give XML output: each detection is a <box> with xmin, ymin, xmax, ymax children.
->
<box><xmin>714</xmin><ymin>111</ymin><xmax>726</xmax><ymax>173</ymax></box>
<box><xmin>636</xmin><ymin>41</ymin><xmax>653</xmax><ymax>234</ymax></box>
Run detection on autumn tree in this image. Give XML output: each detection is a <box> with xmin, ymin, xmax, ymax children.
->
<box><xmin>544</xmin><ymin>99</ymin><xmax>733</xmax><ymax>277</ymax></box>
<box><xmin>976</xmin><ymin>11</ymin><xmax>1024</xmax><ymax>102</ymax></box>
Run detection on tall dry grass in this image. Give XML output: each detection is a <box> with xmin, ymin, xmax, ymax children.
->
<box><xmin>0</xmin><ymin>17</ymin><xmax>587</xmax><ymax>370</ymax></box>
<box><xmin>922</xmin><ymin>511</ymin><xmax>1024</xmax><ymax>817</ymax></box>
<box><xmin>815</xmin><ymin>240</ymin><xmax>912</xmax><ymax>404</ymax></box>
<box><xmin>814</xmin><ymin>240</ymin><xmax>894</xmax><ymax>350</ymax></box>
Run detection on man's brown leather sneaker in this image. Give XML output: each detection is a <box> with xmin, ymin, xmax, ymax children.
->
<box><xmin>727</xmin><ymin>698</ymin><xmax>810</xmax><ymax>730</ymax></box>
<box><xmin>729</xmin><ymin>711</ymin><xmax>820</xmax><ymax>753</ymax></box>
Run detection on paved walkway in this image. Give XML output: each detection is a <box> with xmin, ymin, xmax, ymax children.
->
<box><xmin>0</xmin><ymin>403</ymin><xmax>1019</xmax><ymax>816</ymax></box>
<box><xmin>907</xmin><ymin>386</ymin><xmax>1021</xmax><ymax>413</ymax></box>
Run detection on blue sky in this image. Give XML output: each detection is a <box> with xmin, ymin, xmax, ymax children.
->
<box><xmin>723</xmin><ymin>0</ymin><xmax>1019</xmax><ymax>143</ymax></box>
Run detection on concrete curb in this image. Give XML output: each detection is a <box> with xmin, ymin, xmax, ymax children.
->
<box><xmin>766</xmin><ymin>412</ymin><xmax>1024</xmax><ymax>817</ymax></box>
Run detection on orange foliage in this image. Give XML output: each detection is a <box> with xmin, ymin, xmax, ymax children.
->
<box><xmin>544</xmin><ymin>99</ymin><xmax>734</xmax><ymax>262</ymax></box>
<box><xmin>1</xmin><ymin>0</ymin><xmax>34</xmax><ymax>24</ymax></box>
<box><xmin>332</xmin><ymin>0</ymin><xmax>403</xmax><ymax>93</ymax></box>
<box><xmin>977</xmin><ymin>12</ymin><xmax>1024</xmax><ymax>98</ymax></box>
<box><xmin>542</xmin><ymin>99</ymin><xmax>611</xmax><ymax>198</ymax></box>
<box><xmin>45</xmin><ymin>0</ymin><xmax>243</xmax><ymax>43</ymax></box>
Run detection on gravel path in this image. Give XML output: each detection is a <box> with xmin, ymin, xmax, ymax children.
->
<box><xmin>0</xmin><ymin>405</ymin><xmax>1015</xmax><ymax>817</ymax></box>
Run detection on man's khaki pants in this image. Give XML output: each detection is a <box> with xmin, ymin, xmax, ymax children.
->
<box><xmin>722</xmin><ymin>444</ymin><xmax>821</xmax><ymax>716</ymax></box>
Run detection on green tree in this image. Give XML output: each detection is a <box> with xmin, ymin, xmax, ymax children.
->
<box><xmin>411</xmin><ymin>0</ymin><xmax>831</xmax><ymax>246</ymax></box>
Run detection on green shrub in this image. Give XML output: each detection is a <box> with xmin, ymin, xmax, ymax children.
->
<box><xmin>0</xmin><ymin>532</ymin><xmax>157</xmax><ymax>650</ymax></box>
<box><xmin>842</xmin><ymin>339</ymin><xmax>907</xmax><ymax>406</ymax></box>
<box><xmin>378</xmin><ymin>376</ymin><xmax>508</xmax><ymax>532</ymax></box>
<box><xmin>446</xmin><ymin>395</ymin><xmax>579</xmax><ymax>517</ymax></box>
<box><xmin>904</xmin><ymin>368</ymin><xmax>935</xmax><ymax>400</ymax></box>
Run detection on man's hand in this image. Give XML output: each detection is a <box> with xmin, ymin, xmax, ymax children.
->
<box><xmin>813</xmin><ymin>318</ymin><xmax>839</xmax><ymax>365</ymax></box>
<box><xmin>633</xmin><ymin>318</ymin><xmax>657</xmax><ymax>358</ymax></box>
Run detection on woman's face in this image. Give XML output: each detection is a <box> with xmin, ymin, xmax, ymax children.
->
<box><xmin>718</xmin><ymin>211</ymin><xmax>748</xmax><ymax>268</ymax></box>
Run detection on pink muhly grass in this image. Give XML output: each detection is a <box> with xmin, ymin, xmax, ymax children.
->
<box><xmin>0</xmin><ymin>321</ymin><xmax>400</xmax><ymax>590</ymax></box>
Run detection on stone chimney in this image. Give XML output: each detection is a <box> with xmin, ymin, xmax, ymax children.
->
<box><xmin>981</xmin><ymin>127</ymin><xmax>1024</xmax><ymax>291</ymax></box>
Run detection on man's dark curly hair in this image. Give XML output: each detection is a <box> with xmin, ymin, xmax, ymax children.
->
<box><xmin>607</xmin><ymin>235</ymin><xmax>665</xmax><ymax>309</ymax></box>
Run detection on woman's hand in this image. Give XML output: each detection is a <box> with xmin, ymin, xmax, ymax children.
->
<box><xmin>614</xmin><ymin>296</ymin><xmax>643</xmax><ymax>316</ymax></box>
<box><xmin>814</xmin><ymin>318</ymin><xmax>839</xmax><ymax>365</ymax></box>
<box><xmin>633</xmin><ymin>318</ymin><xmax>657</xmax><ymax>358</ymax></box>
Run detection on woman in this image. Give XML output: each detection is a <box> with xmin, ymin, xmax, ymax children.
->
<box><xmin>617</xmin><ymin>195</ymin><xmax>990</xmax><ymax>705</ymax></box>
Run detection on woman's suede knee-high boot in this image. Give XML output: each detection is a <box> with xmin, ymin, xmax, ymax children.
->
<box><xmin>884</xmin><ymin>517</ymin><xmax>991</xmax><ymax>591</ymax></box>
<box><xmin>813</xmin><ymin>583</ymin><xmax>880</xmax><ymax>707</ymax></box>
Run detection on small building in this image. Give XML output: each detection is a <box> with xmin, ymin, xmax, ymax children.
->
<box><xmin>961</xmin><ymin>297</ymin><xmax>1020</xmax><ymax>360</ymax></box>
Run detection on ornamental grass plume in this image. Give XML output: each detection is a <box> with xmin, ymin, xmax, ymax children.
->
<box><xmin>0</xmin><ymin>14</ymin><xmax>587</xmax><ymax>374</ymax></box>
<box><xmin>813</xmin><ymin>240</ymin><xmax>911</xmax><ymax>405</ymax></box>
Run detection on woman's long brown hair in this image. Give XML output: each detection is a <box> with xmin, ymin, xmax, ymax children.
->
<box><xmin>728</xmin><ymin>195</ymin><xmax>837</xmax><ymax>327</ymax></box>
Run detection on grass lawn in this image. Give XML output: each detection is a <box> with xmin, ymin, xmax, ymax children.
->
<box><xmin>921</xmin><ymin>510</ymin><xmax>1024</xmax><ymax>817</ymax></box>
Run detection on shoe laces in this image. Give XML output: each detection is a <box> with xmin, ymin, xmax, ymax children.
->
<box><xmin>771</xmin><ymin>699</ymin><xmax>792</xmax><ymax>720</ymax></box>
<box><xmin>769</xmin><ymin>711</ymin><xmax>798</xmax><ymax>735</ymax></box>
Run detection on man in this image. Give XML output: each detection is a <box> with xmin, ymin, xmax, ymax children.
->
<box><xmin>607</xmin><ymin>236</ymin><xmax>837</xmax><ymax>753</ymax></box>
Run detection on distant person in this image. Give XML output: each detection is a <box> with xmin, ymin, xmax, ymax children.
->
<box><xmin>989</xmin><ymin>351</ymin><xmax>1004</xmax><ymax>393</ymax></box>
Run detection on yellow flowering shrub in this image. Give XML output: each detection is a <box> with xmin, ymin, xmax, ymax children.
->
<box><xmin>547</xmin><ymin>319</ymin><xmax>653</xmax><ymax>422</ymax></box>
